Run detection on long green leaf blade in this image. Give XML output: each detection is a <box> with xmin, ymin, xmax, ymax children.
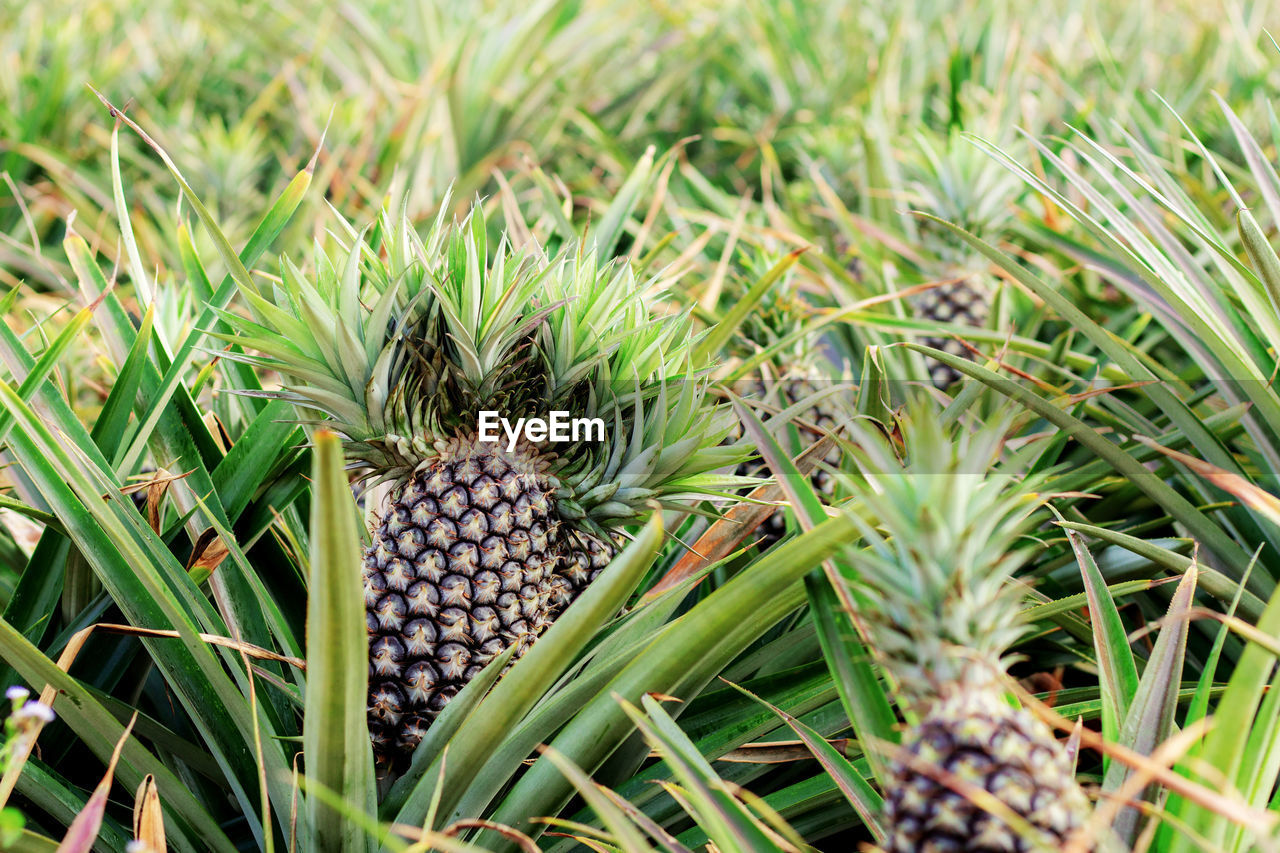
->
<box><xmin>303</xmin><ymin>431</ymin><xmax>375</xmax><ymax>851</ymax></box>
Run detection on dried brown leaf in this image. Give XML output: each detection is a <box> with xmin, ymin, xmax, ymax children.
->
<box><xmin>132</xmin><ymin>774</ymin><xmax>166</xmax><ymax>853</ymax></box>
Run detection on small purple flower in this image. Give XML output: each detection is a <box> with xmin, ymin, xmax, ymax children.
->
<box><xmin>14</xmin><ymin>701</ymin><xmax>53</xmax><ymax>724</ymax></box>
<box><xmin>4</xmin><ymin>687</ymin><xmax>28</xmax><ymax>703</ymax></box>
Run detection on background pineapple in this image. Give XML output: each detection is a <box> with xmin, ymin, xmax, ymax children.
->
<box><xmin>903</xmin><ymin>129</ymin><xmax>1022</xmax><ymax>387</ymax></box>
<box><xmin>219</xmin><ymin>201</ymin><xmax>747</xmax><ymax>770</ymax></box>
<box><xmin>842</xmin><ymin>405</ymin><xmax>1092</xmax><ymax>851</ymax></box>
<box><xmin>909</xmin><ymin>273</ymin><xmax>992</xmax><ymax>387</ymax></box>
<box><xmin>723</xmin><ymin>249</ymin><xmax>849</xmax><ymax>548</ymax></box>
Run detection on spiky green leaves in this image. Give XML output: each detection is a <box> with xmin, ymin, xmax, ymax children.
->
<box><xmin>216</xmin><ymin>196</ymin><xmax>750</xmax><ymax>525</ymax></box>
<box><xmin>556</xmin><ymin>375</ymin><xmax>746</xmax><ymax>535</ymax></box>
<box><xmin>841</xmin><ymin>405</ymin><xmax>1047</xmax><ymax>700</ymax></box>
<box><xmin>905</xmin><ymin>129</ymin><xmax>1024</xmax><ymax>270</ymax></box>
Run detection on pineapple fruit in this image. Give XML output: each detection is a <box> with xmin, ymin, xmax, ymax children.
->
<box><xmin>903</xmin><ymin>130</ymin><xmax>1021</xmax><ymax>387</ymax></box>
<box><xmin>909</xmin><ymin>274</ymin><xmax>992</xmax><ymax>388</ymax></box>
<box><xmin>735</xmin><ymin>371</ymin><xmax>843</xmax><ymax>548</ymax></box>
<box><xmin>220</xmin><ymin>201</ymin><xmax>745</xmax><ymax>769</ymax></box>
<box><xmin>725</xmin><ymin>251</ymin><xmax>846</xmax><ymax>548</ymax></box>
<box><xmin>843</xmin><ymin>406</ymin><xmax>1091</xmax><ymax>851</ymax></box>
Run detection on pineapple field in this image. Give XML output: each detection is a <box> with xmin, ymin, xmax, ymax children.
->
<box><xmin>4</xmin><ymin>0</ymin><xmax>1280</xmax><ymax>850</ymax></box>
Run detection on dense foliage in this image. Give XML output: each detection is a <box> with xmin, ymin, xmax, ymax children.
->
<box><xmin>2</xmin><ymin>1</ymin><xmax>1280</xmax><ymax>851</ymax></box>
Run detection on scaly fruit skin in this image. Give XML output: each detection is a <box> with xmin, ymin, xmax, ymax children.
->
<box><xmin>886</xmin><ymin>687</ymin><xmax>1089</xmax><ymax>852</ymax></box>
<box><xmin>364</xmin><ymin>437</ymin><xmax>558</xmax><ymax>765</ymax></box>
<box><xmin>717</xmin><ymin>246</ymin><xmax>849</xmax><ymax>549</ymax></box>
<box><xmin>734</xmin><ymin>376</ymin><xmax>842</xmax><ymax>549</ymax></box>
<box><xmin>903</xmin><ymin>128</ymin><xmax>1019</xmax><ymax>389</ymax></box>
<box><xmin>548</xmin><ymin>530</ymin><xmax>616</xmax><ymax>609</ymax></box>
<box><xmin>911</xmin><ymin>274</ymin><xmax>991</xmax><ymax>388</ymax></box>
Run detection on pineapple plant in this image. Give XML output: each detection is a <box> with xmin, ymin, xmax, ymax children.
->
<box><xmin>843</xmin><ymin>406</ymin><xmax>1092</xmax><ymax>851</ymax></box>
<box><xmin>217</xmin><ymin>200</ymin><xmax>747</xmax><ymax>770</ymax></box>
<box><xmin>903</xmin><ymin>130</ymin><xmax>1022</xmax><ymax>387</ymax></box>
<box><xmin>723</xmin><ymin>249</ymin><xmax>848</xmax><ymax>548</ymax></box>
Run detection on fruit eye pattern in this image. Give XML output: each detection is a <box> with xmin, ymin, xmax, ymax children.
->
<box><xmin>364</xmin><ymin>442</ymin><xmax>561</xmax><ymax>764</ymax></box>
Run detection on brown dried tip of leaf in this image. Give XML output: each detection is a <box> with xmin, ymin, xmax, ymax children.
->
<box><xmin>186</xmin><ymin>527</ymin><xmax>231</xmax><ymax>577</ymax></box>
<box><xmin>646</xmin><ymin>692</ymin><xmax>683</xmax><ymax>703</ymax></box>
<box><xmin>119</xmin><ymin>468</ymin><xmax>191</xmax><ymax>498</ymax></box>
<box><xmin>62</xmin><ymin>622</ymin><xmax>305</xmax><ymax>671</ymax></box>
<box><xmin>132</xmin><ymin>775</ymin><xmax>166</xmax><ymax>853</ymax></box>
<box><xmin>388</xmin><ymin>819</ymin><xmax>540</xmax><ymax>853</ymax></box>
<box><xmin>536</xmin><ymin>829</ymin><xmax>615</xmax><ymax>853</ymax></box>
<box><xmin>1020</xmin><ymin>669</ymin><xmax>1065</xmax><ymax>708</ymax></box>
<box><xmin>1135</xmin><ymin>435</ymin><xmax>1280</xmax><ymax>527</ymax></box>
<box><xmin>715</xmin><ymin>739</ymin><xmax>854</xmax><ymax>764</ymax></box>
<box><xmin>120</xmin><ymin>468</ymin><xmax>191</xmax><ymax>535</ymax></box>
<box><xmin>647</xmin><ymin>436</ymin><xmax>833</xmax><ymax>599</ymax></box>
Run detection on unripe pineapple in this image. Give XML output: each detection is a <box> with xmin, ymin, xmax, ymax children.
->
<box><xmin>724</xmin><ymin>250</ymin><xmax>848</xmax><ymax>548</ymax></box>
<box><xmin>842</xmin><ymin>406</ymin><xmax>1092</xmax><ymax>851</ymax></box>
<box><xmin>904</xmin><ymin>129</ymin><xmax>1021</xmax><ymax>387</ymax></box>
<box><xmin>220</xmin><ymin>199</ymin><xmax>748</xmax><ymax>770</ymax></box>
<box><xmin>734</xmin><ymin>371</ymin><xmax>844</xmax><ymax>548</ymax></box>
<box><xmin>363</xmin><ymin>437</ymin><xmax>562</xmax><ymax>755</ymax></box>
<box><xmin>909</xmin><ymin>274</ymin><xmax>992</xmax><ymax>388</ymax></box>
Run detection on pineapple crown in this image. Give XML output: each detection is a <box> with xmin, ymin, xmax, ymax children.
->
<box><xmin>732</xmin><ymin>249</ymin><xmax>808</xmax><ymax>352</ymax></box>
<box><xmin>722</xmin><ymin>247</ymin><xmax>841</xmax><ymax>385</ymax></box>
<box><xmin>904</xmin><ymin>128</ymin><xmax>1023</xmax><ymax>270</ymax></box>
<box><xmin>840</xmin><ymin>403</ymin><xmax>1046</xmax><ymax>701</ymax></box>
<box><xmin>215</xmin><ymin>195</ymin><xmax>749</xmax><ymax>537</ymax></box>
